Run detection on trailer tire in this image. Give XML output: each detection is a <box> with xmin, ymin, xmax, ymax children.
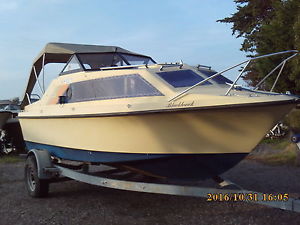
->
<box><xmin>24</xmin><ymin>155</ymin><xmax>49</xmax><ymax>197</ymax></box>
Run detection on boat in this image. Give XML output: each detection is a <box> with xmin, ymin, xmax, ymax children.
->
<box><xmin>0</xmin><ymin>100</ymin><xmax>18</xmax><ymax>128</ymax></box>
<box><xmin>18</xmin><ymin>43</ymin><xmax>299</xmax><ymax>180</ymax></box>
<box><xmin>0</xmin><ymin>100</ymin><xmax>23</xmax><ymax>153</ymax></box>
<box><xmin>0</xmin><ymin>111</ymin><xmax>12</xmax><ymax>130</ymax></box>
<box><xmin>0</xmin><ymin>100</ymin><xmax>20</xmax><ymax>130</ymax></box>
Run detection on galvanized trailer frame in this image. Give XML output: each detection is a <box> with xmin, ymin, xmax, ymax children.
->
<box><xmin>24</xmin><ymin>149</ymin><xmax>300</xmax><ymax>213</ymax></box>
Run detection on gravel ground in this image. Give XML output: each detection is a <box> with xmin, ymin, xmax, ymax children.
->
<box><xmin>0</xmin><ymin>159</ymin><xmax>300</xmax><ymax>225</ymax></box>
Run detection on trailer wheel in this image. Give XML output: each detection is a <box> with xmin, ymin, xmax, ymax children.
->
<box><xmin>24</xmin><ymin>155</ymin><xmax>49</xmax><ymax>197</ymax></box>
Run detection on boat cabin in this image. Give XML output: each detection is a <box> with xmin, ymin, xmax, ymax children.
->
<box><xmin>21</xmin><ymin>42</ymin><xmax>234</xmax><ymax>109</ymax></box>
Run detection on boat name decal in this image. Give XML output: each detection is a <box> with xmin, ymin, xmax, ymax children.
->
<box><xmin>167</xmin><ymin>101</ymin><xmax>194</xmax><ymax>108</ymax></box>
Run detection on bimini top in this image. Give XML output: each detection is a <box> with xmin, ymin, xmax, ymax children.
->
<box><xmin>21</xmin><ymin>42</ymin><xmax>153</xmax><ymax>108</ymax></box>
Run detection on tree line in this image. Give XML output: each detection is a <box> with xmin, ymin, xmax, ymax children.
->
<box><xmin>218</xmin><ymin>0</ymin><xmax>300</xmax><ymax>94</ymax></box>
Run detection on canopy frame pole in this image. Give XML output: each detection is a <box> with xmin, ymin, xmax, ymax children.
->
<box><xmin>42</xmin><ymin>53</ymin><xmax>45</xmax><ymax>93</ymax></box>
<box><xmin>25</xmin><ymin>93</ymin><xmax>31</xmax><ymax>105</ymax></box>
<box><xmin>33</xmin><ymin>66</ymin><xmax>45</xmax><ymax>95</ymax></box>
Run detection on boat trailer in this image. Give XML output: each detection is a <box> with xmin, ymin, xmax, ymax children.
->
<box><xmin>24</xmin><ymin>149</ymin><xmax>300</xmax><ymax>213</ymax></box>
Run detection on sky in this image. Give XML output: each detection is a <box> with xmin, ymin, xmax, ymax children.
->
<box><xmin>0</xmin><ymin>0</ymin><xmax>245</xmax><ymax>100</ymax></box>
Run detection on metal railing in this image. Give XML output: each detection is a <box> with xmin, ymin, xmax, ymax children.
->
<box><xmin>26</xmin><ymin>93</ymin><xmax>41</xmax><ymax>105</ymax></box>
<box><xmin>169</xmin><ymin>50</ymin><xmax>298</xmax><ymax>102</ymax></box>
<box><xmin>99</xmin><ymin>64</ymin><xmax>148</xmax><ymax>70</ymax></box>
<box><xmin>158</xmin><ymin>60</ymin><xmax>184</xmax><ymax>71</ymax></box>
<box><xmin>99</xmin><ymin>61</ymin><xmax>184</xmax><ymax>71</ymax></box>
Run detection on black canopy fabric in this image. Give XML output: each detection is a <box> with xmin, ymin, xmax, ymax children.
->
<box><xmin>21</xmin><ymin>42</ymin><xmax>149</xmax><ymax>108</ymax></box>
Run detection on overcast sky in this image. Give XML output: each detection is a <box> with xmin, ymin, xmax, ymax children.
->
<box><xmin>0</xmin><ymin>0</ymin><xmax>245</xmax><ymax>100</ymax></box>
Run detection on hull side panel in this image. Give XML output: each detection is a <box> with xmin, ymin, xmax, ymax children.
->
<box><xmin>20</xmin><ymin>103</ymin><xmax>295</xmax><ymax>154</ymax></box>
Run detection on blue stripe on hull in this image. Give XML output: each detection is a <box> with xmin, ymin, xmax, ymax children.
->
<box><xmin>124</xmin><ymin>154</ymin><xmax>247</xmax><ymax>180</ymax></box>
<box><xmin>25</xmin><ymin>141</ymin><xmax>247</xmax><ymax>180</ymax></box>
<box><xmin>25</xmin><ymin>141</ymin><xmax>172</xmax><ymax>163</ymax></box>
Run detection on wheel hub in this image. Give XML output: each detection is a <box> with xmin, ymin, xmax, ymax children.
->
<box><xmin>27</xmin><ymin>167</ymin><xmax>36</xmax><ymax>191</ymax></box>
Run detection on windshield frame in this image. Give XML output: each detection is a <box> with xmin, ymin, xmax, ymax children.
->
<box><xmin>60</xmin><ymin>53</ymin><xmax>156</xmax><ymax>75</ymax></box>
<box><xmin>76</xmin><ymin>52</ymin><xmax>156</xmax><ymax>72</ymax></box>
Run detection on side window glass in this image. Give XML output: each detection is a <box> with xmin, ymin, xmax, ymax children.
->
<box><xmin>61</xmin><ymin>74</ymin><xmax>163</xmax><ymax>103</ymax></box>
<box><xmin>61</xmin><ymin>55</ymin><xmax>83</xmax><ymax>74</ymax></box>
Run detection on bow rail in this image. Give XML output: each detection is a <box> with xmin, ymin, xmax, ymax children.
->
<box><xmin>169</xmin><ymin>50</ymin><xmax>299</xmax><ymax>102</ymax></box>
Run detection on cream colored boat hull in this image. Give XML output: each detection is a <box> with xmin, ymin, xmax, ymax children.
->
<box><xmin>19</xmin><ymin>102</ymin><xmax>295</xmax><ymax>155</ymax></box>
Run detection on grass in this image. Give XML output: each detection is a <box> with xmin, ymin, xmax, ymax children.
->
<box><xmin>267</xmin><ymin>138</ymin><xmax>290</xmax><ymax>150</ymax></box>
<box><xmin>261</xmin><ymin>137</ymin><xmax>287</xmax><ymax>145</ymax></box>
<box><xmin>249</xmin><ymin>137</ymin><xmax>300</xmax><ymax>166</ymax></box>
<box><xmin>255</xmin><ymin>108</ymin><xmax>300</xmax><ymax>166</ymax></box>
<box><xmin>260</xmin><ymin>144</ymin><xmax>298</xmax><ymax>166</ymax></box>
<box><xmin>285</xmin><ymin>109</ymin><xmax>300</xmax><ymax>133</ymax></box>
<box><xmin>0</xmin><ymin>155</ymin><xmax>23</xmax><ymax>164</ymax></box>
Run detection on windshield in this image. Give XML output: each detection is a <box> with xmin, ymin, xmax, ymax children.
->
<box><xmin>121</xmin><ymin>54</ymin><xmax>155</xmax><ymax>65</ymax></box>
<box><xmin>77</xmin><ymin>53</ymin><xmax>155</xmax><ymax>70</ymax></box>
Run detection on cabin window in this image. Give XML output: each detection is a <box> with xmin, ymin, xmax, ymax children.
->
<box><xmin>64</xmin><ymin>74</ymin><xmax>163</xmax><ymax>103</ymax></box>
<box><xmin>77</xmin><ymin>53</ymin><xmax>126</xmax><ymax>69</ymax></box>
<box><xmin>198</xmin><ymin>69</ymin><xmax>233</xmax><ymax>84</ymax></box>
<box><xmin>76</xmin><ymin>53</ymin><xmax>156</xmax><ymax>70</ymax></box>
<box><xmin>121</xmin><ymin>54</ymin><xmax>155</xmax><ymax>66</ymax></box>
<box><xmin>61</xmin><ymin>55</ymin><xmax>83</xmax><ymax>75</ymax></box>
<box><xmin>156</xmin><ymin>70</ymin><xmax>212</xmax><ymax>88</ymax></box>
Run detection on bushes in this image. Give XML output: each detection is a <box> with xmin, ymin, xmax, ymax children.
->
<box><xmin>284</xmin><ymin>108</ymin><xmax>300</xmax><ymax>133</ymax></box>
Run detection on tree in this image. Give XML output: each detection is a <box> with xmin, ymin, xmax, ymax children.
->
<box><xmin>218</xmin><ymin>0</ymin><xmax>300</xmax><ymax>94</ymax></box>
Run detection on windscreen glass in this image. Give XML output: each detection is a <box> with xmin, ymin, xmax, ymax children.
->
<box><xmin>61</xmin><ymin>55</ymin><xmax>83</xmax><ymax>74</ymax></box>
<box><xmin>121</xmin><ymin>54</ymin><xmax>155</xmax><ymax>65</ymax></box>
<box><xmin>77</xmin><ymin>53</ymin><xmax>126</xmax><ymax>69</ymax></box>
<box><xmin>77</xmin><ymin>53</ymin><xmax>155</xmax><ymax>70</ymax></box>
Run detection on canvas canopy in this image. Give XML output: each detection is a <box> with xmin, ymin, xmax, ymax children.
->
<box><xmin>21</xmin><ymin>42</ymin><xmax>150</xmax><ymax>108</ymax></box>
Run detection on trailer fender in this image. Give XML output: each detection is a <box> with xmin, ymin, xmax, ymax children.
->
<box><xmin>27</xmin><ymin>149</ymin><xmax>57</xmax><ymax>179</ymax></box>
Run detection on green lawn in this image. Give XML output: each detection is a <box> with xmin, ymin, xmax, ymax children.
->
<box><xmin>0</xmin><ymin>155</ymin><xmax>23</xmax><ymax>164</ymax></box>
<box><xmin>249</xmin><ymin>137</ymin><xmax>300</xmax><ymax>166</ymax></box>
